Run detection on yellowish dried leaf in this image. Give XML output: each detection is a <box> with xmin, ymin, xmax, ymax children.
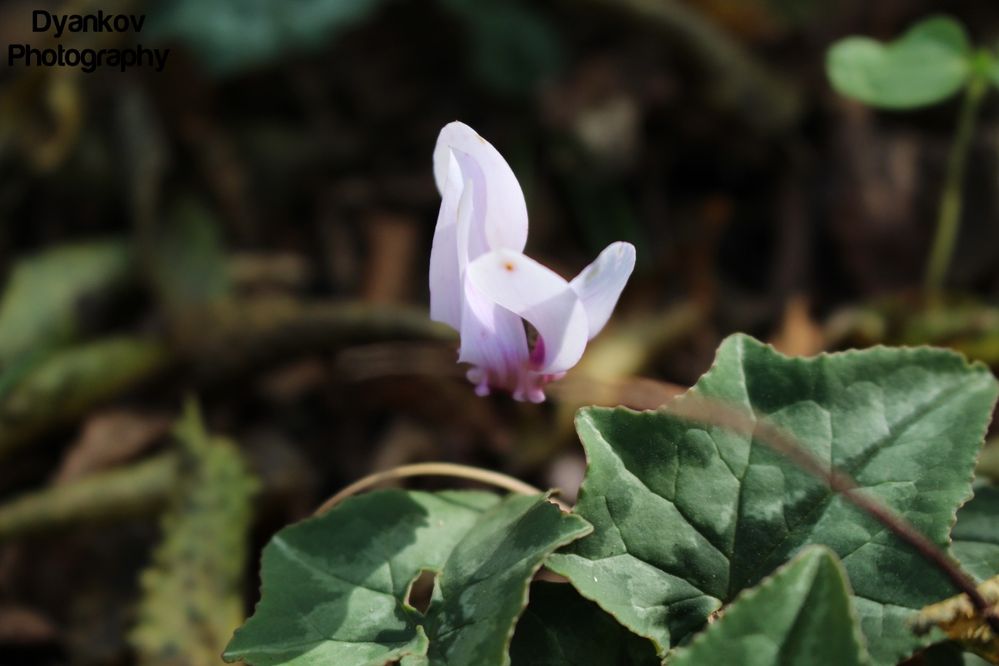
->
<box><xmin>914</xmin><ymin>576</ymin><xmax>999</xmax><ymax>664</ymax></box>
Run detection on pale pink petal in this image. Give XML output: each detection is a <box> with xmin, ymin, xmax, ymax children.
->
<box><xmin>570</xmin><ymin>241</ymin><xmax>636</xmax><ymax>339</ymax></box>
<box><xmin>428</xmin><ymin>154</ymin><xmax>465</xmax><ymax>330</ymax></box>
<box><xmin>457</xmin><ymin>280</ymin><xmax>530</xmax><ymax>396</ymax></box>
<box><xmin>433</xmin><ymin>122</ymin><xmax>528</xmax><ymax>254</ymax></box>
<box><xmin>466</xmin><ymin>249</ymin><xmax>588</xmax><ymax>375</ymax></box>
<box><xmin>451</xmin><ymin>162</ymin><xmax>487</xmax><ymax>268</ymax></box>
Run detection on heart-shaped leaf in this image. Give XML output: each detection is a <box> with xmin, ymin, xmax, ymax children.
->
<box><xmin>669</xmin><ymin>547</ymin><xmax>870</xmax><ymax>666</ymax></box>
<box><xmin>548</xmin><ymin>334</ymin><xmax>998</xmax><ymax>665</ymax></box>
<box><xmin>224</xmin><ymin>491</ymin><xmax>590</xmax><ymax>665</ymax></box>
<box><xmin>952</xmin><ymin>485</ymin><xmax>999</xmax><ymax>581</ymax></box>
<box><xmin>826</xmin><ymin>16</ymin><xmax>972</xmax><ymax>109</ymax></box>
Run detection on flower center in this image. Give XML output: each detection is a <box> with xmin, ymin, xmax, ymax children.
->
<box><xmin>525</xmin><ymin>324</ymin><xmax>545</xmax><ymax>367</ymax></box>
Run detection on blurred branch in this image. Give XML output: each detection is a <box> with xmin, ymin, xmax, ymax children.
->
<box><xmin>0</xmin><ymin>297</ymin><xmax>452</xmax><ymax>461</ymax></box>
<box><xmin>573</xmin><ymin>0</ymin><xmax>800</xmax><ymax>133</ymax></box>
<box><xmin>0</xmin><ymin>337</ymin><xmax>169</xmax><ymax>461</ymax></box>
<box><xmin>0</xmin><ymin>420</ymin><xmax>313</xmax><ymax>542</ymax></box>
<box><xmin>0</xmin><ymin>453</ymin><xmax>178</xmax><ymax>541</ymax></box>
<box><xmin>184</xmin><ymin>298</ymin><xmax>456</xmax><ymax>379</ymax></box>
<box><xmin>227</xmin><ymin>252</ymin><xmax>312</xmax><ymax>293</ymax></box>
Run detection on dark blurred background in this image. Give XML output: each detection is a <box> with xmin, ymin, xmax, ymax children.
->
<box><xmin>2</xmin><ymin>0</ymin><xmax>999</xmax><ymax>663</ymax></box>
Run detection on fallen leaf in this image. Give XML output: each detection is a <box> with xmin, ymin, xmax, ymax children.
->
<box><xmin>54</xmin><ymin>411</ymin><xmax>171</xmax><ymax>484</ymax></box>
<box><xmin>913</xmin><ymin>576</ymin><xmax>999</xmax><ymax>664</ymax></box>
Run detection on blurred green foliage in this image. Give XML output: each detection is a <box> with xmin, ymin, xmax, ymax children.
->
<box><xmin>0</xmin><ymin>338</ymin><xmax>168</xmax><ymax>460</ymax></box>
<box><xmin>0</xmin><ymin>240</ymin><xmax>132</xmax><ymax>366</ymax></box>
<box><xmin>147</xmin><ymin>0</ymin><xmax>386</xmax><ymax>74</ymax></box>
<box><xmin>826</xmin><ymin>16</ymin><xmax>974</xmax><ymax>109</ymax></box>
<box><xmin>131</xmin><ymin>400</ymin><xmax>258</xmax><ymax>666</ymax></box>
<box><xmin>148</xmin><ymin>0</ymin><xmax>563</xmax><ymax>94</ymax></box>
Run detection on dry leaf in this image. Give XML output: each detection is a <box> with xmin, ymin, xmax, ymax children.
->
<box><xmin>913</xmin><ymin>575</ymin><xmax>999</xmax><ymax>664</ymax></box>
<box><xmin>771</xmin><ymin>294</ymin><xmax>824</xmax><ymax>357</ymax></box>
<box><xmin>54</xmin><ymin>411</ymin><xmax>171</xmax><ymax>484</ymax></box>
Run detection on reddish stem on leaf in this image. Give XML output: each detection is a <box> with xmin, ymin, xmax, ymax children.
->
<box><xmin>664</xmin><ymin>394</ymin><xmax>999</xmax><ymax>635</ymax></box>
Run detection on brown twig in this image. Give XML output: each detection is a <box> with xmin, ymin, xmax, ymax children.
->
<box><xmin>568</xmin><ymin>0</ymin><xmax>800</xmax><ymax>133</ymax></box>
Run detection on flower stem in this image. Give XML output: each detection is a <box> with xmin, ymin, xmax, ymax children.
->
<box><xmin>924</xmin><ymin>72</ymin><xmax>988</xmax><ymax>300</ymax></box>
<box><xmin>313</xmin><ymin>462</ymin><xmax>552</xmax><ymax>515</ymax></box>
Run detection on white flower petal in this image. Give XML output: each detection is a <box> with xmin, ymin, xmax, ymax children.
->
<box><xmin>570</xmin><ymin>241</ymin><xmax>636</xmax><ymax>339</ymax></box>
<box><xmin>466</xmin><ymin>249</ymin><xmax>588</xmax><ymax>374</ymax></box>
<box><xmin>433</xmin><ymin>121</ymin><xmax>528</xmax><ymax>255</ymax></box>
<box><xmin>428</xmin><ymin>154</ymin><xmax>465</xmax><ymax>330</ymax></box>
<box><xmin>451</xmin><ymin>157</ymin><xmax>489</xmax><ymax>266</ymax></box>
<box><xmin>457</xmin><ymin>279</ymin><xmax>530</xmax><ymax>392</ymax></box>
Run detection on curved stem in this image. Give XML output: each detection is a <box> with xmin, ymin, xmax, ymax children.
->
<box><xmin>314</xmin><ymin>462</ymin><xmax>550</xmax><ymax>515</ymax></box>
<box><xmin>925</xmin><ymin>73</ymin><xmax>987</xmax><ymax>300</ymax></box>
<box><xmin>315</xmin><ymin>398</ymin><xmax>999</xmax><ymax>631</ymax></box>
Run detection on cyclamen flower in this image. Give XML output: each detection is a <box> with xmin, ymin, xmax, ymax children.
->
<box><xmin>430</xmin><ymin>121</ymin><xmax>635</xmax><ymax>402</ymax></box>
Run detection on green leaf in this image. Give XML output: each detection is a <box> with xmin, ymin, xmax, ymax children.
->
<box><xmin>130</xmin><ymin>401</ymin><xmax>258</xmax><ymax>665</ymax></box>
<box><xmin>548</xmin><ymin>334</ymin><xmax>998</xmax><ymax>665</ymax></box>
<box><xmin>0</xmin><ymin>240</ymin><xmax>131</xmax><ymax>365</ymax></box>
<box><xmin>509</xmin><ymin>582</ymin><xmax>659</xmax><ymax>665</ymax></box>
<box><xmin>0</xmin><ymin>337</ymin><xmax>168</xmax><ymax>460</ymax></box>
<box><xmin>669</xmin><ymin>547</ymin><xmax>870</xmax><ymax>666</ymax></box>
<box><xmin>148</xmin><ymin>0</ymin><xmax>387</xmax><ymax>75</ymax></box>
<box><xmin>952</xmin><ymin>485</ymin><xmax>999</xmax><ymax>581</ymax></box>
<box><xmin>224</xmin><ymin>491</ymin><xmax>591</xmax><ymax>665</ymax></box>
<box><xmin>826</xmin><ymin>16</ymin><xmax>972</xmax><ymax>109</ymax></box>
